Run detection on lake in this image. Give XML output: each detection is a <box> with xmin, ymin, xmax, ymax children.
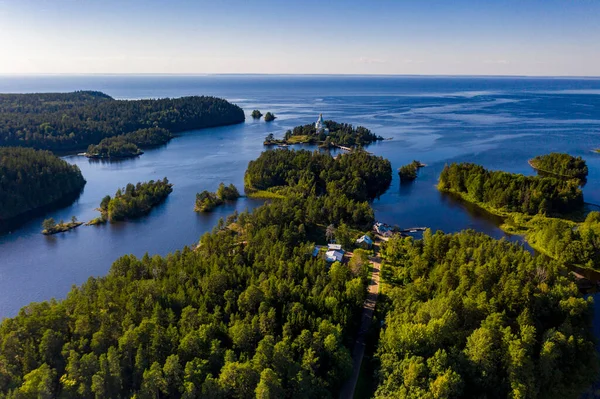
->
<box><xmin>1</xmin><ymin>75</ymin><xmax>600</xmax><ymax>318</ymax></box>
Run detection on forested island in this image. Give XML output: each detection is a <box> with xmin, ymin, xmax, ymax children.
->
<box><xmin>93</xmin><ymin>178</ymin><xmax>173</xmax><ymax>223</ymax></box>
<box><xmin>0</xmin><ymin>147</ymin><xmax>86</xmax><ymax>225</ymax></box>
<box><xmin>263</xmin><ymin>112</ymin><xmax>276</xmax><ymax>122</ymax></box>
<box><xmin>251</xmin><ymin>110</ymin><xmax>263</xmax><ymax>119</ymax></box>
<box><xmin>438</xmin><ymin>162</ymin><xmax>583</xmax><ymax>216</ymax></box>
<box><xmin>0</xmin><ymin>91</ymin><xmax>245</xmax><ymax>151</ymax></box>
<box><xmin>375</xmin><ymin>230</ymin><xmax>597</xmax><ymax>398</ymax></box>
<box><xmin>85</xmin><ymin>128</ymin><xmax>172</xmax><ymax>159</ymax></box>
<box><xmin>195</xmin><ymin>183</ymin><xmax>240</xmax><ymax>212</ymax></box>
<box><xmin>264</xmin><ymin>120</ymin><xmax>382</xmax><ymax>148</ymax></box>
<box><xmin>398</xmin><ymin>160</ymin><xmax>424</xmax><ymax>182</ymax></box>
<box><xmin>529</xmin><ymin>152</ymin><xmax>588</xmax><ymax>179</ymax></box>
<box><xmin>41</xmin><ymin>217</ymin><xmax>83</xmax><ymax>235</ymax></box>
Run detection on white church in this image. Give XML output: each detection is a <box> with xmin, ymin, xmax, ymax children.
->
<box><xmin>315</xmin><ymin>114</ymin><xmax>329</xmax><ymax>135</ymax></box>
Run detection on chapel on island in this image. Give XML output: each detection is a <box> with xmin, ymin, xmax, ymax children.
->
<box><xmin>315</xmin><ymin>113</ymin><xmax>329</xmax><ymax>135</ymax></box>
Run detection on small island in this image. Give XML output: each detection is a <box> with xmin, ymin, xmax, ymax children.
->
<box><xmin>195</xmin><ymin>183</ymin><xmax>240</xmax><ymax>212</ymax></box>
<box><xmin>251</xmin><ymin>110</ymin><xmax>263</xmax><ymax>119</ymax></box>
<box><xmin>264</xmin><ymin>114</ymin><xmax>383</xmax><ymax>149</ymax></box>
<box><xmin>41</xmin><ymin>217</ymin><xmax>83</xmax><ymax>235</ymax></box>
<box><xmin>264</xmin><ymin>112</ymin><xmax>276</xmax><ymax>122</ymax></box>
<box><xmin>529</xmin><ymin>152</ymin><xmax>588</xmax><ymax>179</ymax></box>
<box><xmin>85</xmin><ymin>127</ymin><xmax>172</xmax><ymax>159</ymax></box>
<box><xmin>398</xmin><ymin>160</ymin><xmax>424</xmax><ymax>182</ymax></box>
<box><xmin>92</xmin><ymin>178</ymin><xmax>173</xmax><ymax>223</ymax></box>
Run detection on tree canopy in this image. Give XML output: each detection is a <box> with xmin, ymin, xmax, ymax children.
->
<box><xmin>0</xmin><ymin>147</ymin><xmax>86</xmax><ymax>221</ymax></box>
<box><xmin>375</xmin><ymin>230</ymin><xmax>597</xmax><ymax>399</ymax></box>
<box><xmin>438</xmin><ymin>162</ymin><xmax>583</xmax><ymax>216</ymax></box>
<box><xmin>86</xmin><ymin>128</ymin><xmax>172</xmax><ymax>159</ymax></box>
<box><xmin>530</xmin><ymin>153</ymin><xmax>588</xmax><ymax>179</ymax></box>
<box><xmin>0</xmin><ymin>92</ymin><xmax>245</xmax><ymax>150</ymax></box>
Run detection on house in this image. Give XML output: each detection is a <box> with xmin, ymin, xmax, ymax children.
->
<box><xmin>328</xmin><ymin>243</ymin><xmax>342</xmax><ymax>251</ymax></box>
<box><xmin>374</xmin><ymin>222</ymin><xmax>390</xmax><ymax>235</ymax></box>
<box><xmin>356</xmin><ymin>234</ymin><xmax>373</xmax><ymax>249</ymax></box>
<box><xmin>312</xmin><ymin>245</ymin><xmax>322</xmax><ymax>257</ymax></box>
<box><xmin>325</xmin><ymin>249</ymin><xmax>345</xmax><ymax>263</ymax></box>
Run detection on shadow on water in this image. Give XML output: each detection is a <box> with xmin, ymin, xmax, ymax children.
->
<box><xmin>0</xmin><ymin>188</ymin><xmax>85</xmax><ymax>236</ymax></box>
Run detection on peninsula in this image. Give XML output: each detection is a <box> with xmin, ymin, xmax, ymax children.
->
<box><xmin>0</xmin><ymin>147</ymin><xmax>86</xmax><ymax>228</ymax></box>
<box><xmin>195</xmin><ymin>183</ymin><xmax>241</xmax><ymax>212</ymax></box>
<box><xmin>0</xmin><ymin>91</ymin><xmax>245</xmax><ymax>151</ymax></box>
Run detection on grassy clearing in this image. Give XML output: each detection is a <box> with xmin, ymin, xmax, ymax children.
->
<box><xmin>246</xmin><ymin>190</ymin><xmax>286</xmax><ymax>199</ymax></box>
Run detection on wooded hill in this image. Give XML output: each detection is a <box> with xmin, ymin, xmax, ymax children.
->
<box><xmin>0</xmin><ymin>91</ymin><xmax>245</xmax><ymax>151</ymax></box>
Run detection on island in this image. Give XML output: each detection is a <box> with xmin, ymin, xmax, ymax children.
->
<box><xmin>41</xmin><ymin>217</ymin><xmax>83</xmax><ymax>235</ymax></box>
<box><xmin>0</xmin><ymin>147</ymin><xmax>86</xmax><ymax>229</ymax></box>
<box><xmin>0</xmin><ymin>148</ymin><xmax>596</xmax><ymax>399</ymax></box>
<box><xmin>398</xmin><ymin>160</ymin><xmax>424</xmax><ymax>182</ymax></box>
<box><xmin>263</xmin><ymin>111</ymin><xmax>276</xmax><ymax>122</ymax></box>
<box><xmin>85</xmin><ymin>128</ymin><xmax>172</xmax><ymax>159</ymax></box>
<box><xmin>0</xmin><ymin>91</ymin><xmax>245</xmax><ymax>151</ymax></box>
<box><xmin>92</xmin><ymin>178</ymin><xmax>173</xmax><ymax>223</ymax></box>
<box><xmin>195</xmin><ymin>183</ymin><xmax>240</xmax><ymax>212</ymax></box>
<box><xmin>264</xmin><ymin>114</ymin><xmax>383</xmax><ymax>149</ymax></box>
<box><xmin>529</xmin><ymin>152</ymin><xmax>588</xmax><ymax>179</ymax></box>
<box><xmin>251</xmin><ymin>109</ymin><xmax>263</xmax><ymax>119</ymax></box>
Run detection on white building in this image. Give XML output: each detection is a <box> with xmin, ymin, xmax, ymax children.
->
<box><xmin>328</xmin><ymin>243</ymin><xmax>342</xmax><ymax>251</ymax></box>
<box><xmin>326</xmin><ymin>249</ymin><xmax>344</xmax><ymax>263</ymax></box>
<box><xmin>356</xmin><ymin>235</ymin><xmax>374</xmax><ymax>249</ymax></box>
<box><xmin>315</xmin><ymin>114</ymin><xmax>329</xmax><ymax>135</ymax></box>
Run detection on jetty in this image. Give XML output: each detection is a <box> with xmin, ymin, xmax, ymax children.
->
<box><xmin>399</xmin><ymin>227</ymin><xmax>427</xmax><ymax>233</ymax></box>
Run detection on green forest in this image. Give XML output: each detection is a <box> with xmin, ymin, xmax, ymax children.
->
<box><xmin>0</xmin><ymin>147</ymin><xmax>86</xmax><ymax>221</ymax></box>
<box><xmin>96</xmin><ymin>179</ymin><xmax>173</xmax><ymax>222</ymax></box>
<box><xmin>530</xmin><ymin>153</ymin><xmax>588</xmax><ymax>179</ymax></box>
<box><xmin>86</xmin><ymin>128</ymin><xmax>172</xmax><ymax>159</ymax></box>
<box><xmin>195</xmin><ymin>183</ymin><xmax>241</xmax><ymax>212</ymax></box>
<box><xmin>0</xmin><ymin>156</ymin><xmax>376</xmax><ymax>398</ymax></box>
<box><xmin>0</xmin><ymin>92</ymin><xmax>245</xmax><ymax>150</ymax></box>
<box><xmin>438</xmin><ymin>163</ymin><xmax>583</xmax><ymax>216</ymax></box>
<box><xmin>374</xmin><ymin>230</ymin><xmax>597</xmax><ymax>398</ymax></box>
<box><xmin>266</xmin><ymin>120</ymin><xmax>382</xmax><ymax>148</ymax></box>
<box><xmin>398</xmin><ymin>161</ymin><xmax>423</xmax><ymax>182</ymax></box>
<box><xmin>245</xmin><ymin>149</ymin><xmax>391</xmax><ymax>229</ymax></box>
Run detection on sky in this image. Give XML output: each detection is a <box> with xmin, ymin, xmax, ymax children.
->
<box><xmin>0</xmin><ymin>0</ymin><xmax>599</xmax><ymax>76</ymax></box>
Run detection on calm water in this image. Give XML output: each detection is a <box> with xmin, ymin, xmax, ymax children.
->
<box><xmin>1</xmin><ymin>75</ymin><xmax>600</xmax><ymax>318</ymax></box>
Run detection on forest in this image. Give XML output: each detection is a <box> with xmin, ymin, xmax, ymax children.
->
<box><xmin>375</xmin><ymin>230</ymin><xmax>597</xmax><ymax>399</ymax></box>
<box><xmin>438</xmin><ymin>162</ymin><xmax>583</xmax><ymax>216</ymax></box>
<box><xmin>96</xmin><ymin>179</ymin><xmax>173</xmax><ymax>222</ymax></box>
<box><xmin>398</xmin><ymin>160</ymin><xmax>423</xmax><ymax>182</ymax></box>
<box><xmin>0</xmin><ymin>162</ymin><xmax>375</xmax><ymax>398</ymax></box>
<box><xmin>0</xmin><ymin>147</ymin><xmax>86</xmax><ymax>221</ymax></box>
<box><xmin>266</xmin><ymin>121</ymin><xmax>382</xmax><ymax>148</ymax></box>
<box><xmin>0</xmin><ymin>92</ymin><xmax>245</xmax><ymax>150</ymax></box>
<box><xmin>195</xmin><ymin>183</ymin><xmax>241</xmax><ymax>212</ymax></box>
<box><xmin>530</xmin><ymin>153</ymin><xmax>588</xmax><ymax>179</ymax></box>
<box><xmin>86</xmin><ymin>128</ymin><xmax>172</xmax><ymax>159</ymax></box>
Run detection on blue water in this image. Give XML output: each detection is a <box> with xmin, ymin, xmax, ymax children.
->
<box><xmin>1</xmin><ymin>75</ymin><xmax>600</xmax><ymax>319</ymax></box>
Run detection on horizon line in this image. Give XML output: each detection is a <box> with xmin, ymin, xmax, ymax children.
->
<box><xmin>1</xmin><ymin>72</ymin><xmax>600</xmax><ymax>79</ymax></box>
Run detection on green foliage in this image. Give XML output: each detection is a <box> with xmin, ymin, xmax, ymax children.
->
<box><xmin>438</xmin><ymin>162</ymin><xmax>583</xmax><ymax>215</ymax></box>
<box><xmin>530</xmin><ymin>153</ymin><xmax>588</xmax><ymax>179</ymax></box>
<box><xmin>42</xmin><ymin>218</ymin><xmax>56</xmax><ymax>231</ymax></box>
<box><xmin>0</xmin><ymin>188</ymin><xmax>365</xmax><ymax>398</ymax></box>
<box><xmin>280</xmin><ymin>120</ymin><xmax>382</xmax><ymax>148</ymax></box>
<box><xmin>86</xmin><ymin>128</ymin><xmax>172</xmax><ymax>159</ymax></box>
<box><xmin>251</xmin><ymin>110</ymin><xmax>263</xmax><ymax>119</ymax></box>
<box><xmin>398</xmin><ymin>161</ymin><xmax>422</xmax><ymax>182</ymax></box>
<box><xmin>0</xmin><ymin>147</ymin><xmax>86</xmax><ymax>220</ymax></box>
<box><xmin>375</xmin><ymin>230</ymin><xmax>598</xmax><ymax>399</ymax></box>
<box><xmin>195</xmin><ymin>183</ymin><xmax>240</xmax><ymax>212</ymax></box>
<box><xmin>263</xmin><ymin>112</ymin><xmax>276</xmax><ymax>122</ymax></box>
<box><xmin>100</xmin><ymin>178</ymin><xmax>173</xmax><ymax>222</ymax></box>
<box><xmin>0</xmin><ymin>92</ymin><xmax>245</xmax><ymax>150</ymax></box>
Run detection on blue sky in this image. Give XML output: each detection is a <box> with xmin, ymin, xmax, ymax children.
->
<box><xmin>1</xmin><ymin>0</ymin><xmax>599</xmax><ymax>75</ymax></box>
